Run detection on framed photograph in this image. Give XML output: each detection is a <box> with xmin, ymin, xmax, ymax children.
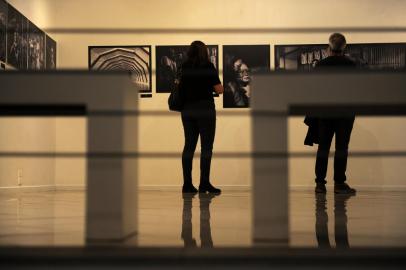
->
<box><xmin>275</xmin><ymin>44</ymin><xmax>326</xmax><ymax>71</ymax></box>
<box><xmin>223</xmin><ymin>45</ymin><xmax>270</xmax><ymax>108</ymax></box>
<box><xmin>346</xmin><ymin>43</ymin><xmax>406</xmax><ymax>70</ymax></box>
<box><xmin>156</xmin><ymin>45</ymin><xmax>219</xmax><ymax>93</ymax></box>
<box><xmin>275</xmin><ymin>43</ymin><xmax>406</xmax><ymax>71</ymax></box>
<box><xmin>28</xmin><ymin>20</ymin><xmax>45</xmax><ymax>70</ymax></box>
<box><xmin>0</xmin><ymin>0</ymin><xmax>6</xmax><ymax>63</ymax></box>
<box><xmin>46</xmin><ymin>34</ymin><xmax>56</xmax><ymax>69</ymax></box>
<box><xmin>89</xmin><ymin>46</ymin><xmax>152</xmax><ymax>98</ymax></box>
<box><xmin>21</xmin><ymin>16</ymin><xmax>28</xmax><ymax>70</ymax></box>
<box><xmin>6</xmin><ymin>3</ymin><xmax>26</xmax><ymax>69</ymax></box>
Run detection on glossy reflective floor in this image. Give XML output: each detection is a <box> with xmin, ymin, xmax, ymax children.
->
<box><xmin>0</xmin><ymin>190</ymin><xmax>405</xmax><ymax>247</ymax></box>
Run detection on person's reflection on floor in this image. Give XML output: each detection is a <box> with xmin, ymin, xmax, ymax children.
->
<box><xmin>181</xmin><ymin>193</ymin><xmax>197</xmax><ymax>247</ymax></box>
<box><xmin>199</xmin><ymin>193</ymin><xmax>217</xmax><ymax>248</ymax></box>
<box><xmin>181</xmin><ymin>193</ymin><xmax>219</xmax><ymax>248</ymax></box>
<box><xmin>315</xmin><ymin>193</ymin><xmax>331</xmax><ymax>248</ymax></box>
<box><xmin>334</xmin><ymin>193</ymin><xmax>351</xmax><ymax>248</ymax></box>
<box><xmin>315</xmin><ymin>193</ymin><xmax>354</xmax><ymax>248</ymax></box>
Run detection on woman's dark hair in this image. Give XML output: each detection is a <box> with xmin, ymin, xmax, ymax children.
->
<box><xmin>186</xmin><ymin>40</ymin><xmax>210</xmax><ymax>66</ymax></box>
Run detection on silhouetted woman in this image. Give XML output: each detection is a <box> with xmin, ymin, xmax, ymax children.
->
<box><xmin>179</xmin><ymin>41</ymin><xmax>224</xmax><ymax>194</ymax></box>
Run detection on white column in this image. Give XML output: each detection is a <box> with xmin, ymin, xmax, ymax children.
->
<box><xmin>86</xmin><ymin>116</ymin><xmax>138</xmax><ymax>241</ymax></box>
<box><xmin>252</xmin><ymin>114</ymin><xmax>289</xmax><ymax>244</ymax></box>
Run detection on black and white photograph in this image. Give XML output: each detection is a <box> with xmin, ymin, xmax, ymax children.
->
<box><xmin>28</xmin><ymin>20</ymin><xmax>45</xmax><ymax>70</ymax></box>
<box><xmin>46</xmin><ymin>34</ymin><xmax>56</xmax><ymax>69</ymax></box>
<box><xmin>156</xmin><ymin>45</ymin><xmax>219</xmax><ymax>93</ymax></box>
<box><xmin>223</xmin><ymin>45</ymin><xmax>270</xmax><ymax>108</ymax></box>
<box><xmin>275</xmin><ymin>43</ymin><xmax>406</xmax><ymax>71</ymax></box>
<box><xmin>6</xmin><ymin>3</ymin><xmax>25</xmax><ymax>69</ymax></box>
<box><xmin>89</xmin><ymin>46</ymin><xmax>152</xmax><ymax>97</ymax></box>
<box><xmin>20</xmin><ymin>16</ymin><xmax>28</xmax><ymax>70</ymax></box>
<box><xmin>0</xmin><ymin>0</ymin><xmax>6</xmax><ymax>63</ymax></box>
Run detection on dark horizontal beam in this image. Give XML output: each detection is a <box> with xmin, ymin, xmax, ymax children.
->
<box><xmin>290</xmin><ymin>105</ymin><xmax>406</xmax><ymax>116</ymax></box>
<box><xmin>42</xmin><ymin>27</ymin><xmax>406</xmax><ymax>34</ymax></box>
<box><xmin>1</xmin><ymin>108</ymin><xmax>406</xmax><ymax>117</ymax></box>
<box><xmin>0</xmin><ymin>247</ymin><xmax>405</xmax><ymax>268</ymax></box>
<box><xmin>0</xmin><ymin>151</ymin><xmax>405</xmax><ymax>158</ymax></box>
<box><xmin>0</xmin><ymin>105</ymin><xmax>86</xmax><ymax>116</ymax></box>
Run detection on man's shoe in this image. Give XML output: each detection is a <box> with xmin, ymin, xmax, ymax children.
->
<box><xmin>334</xmin><ymin>183</ymin><xmax>356</xmax><ymax>194</ymax></box>
<box><xmin>315</xmin><ymin>183</ymin><xmax>327</xmax><ymax>193</ymax></box>
<box><xmin>182</xmin><ymin>184</ymin><xmax>198</xmax><ymax>193</ymax></box>
<box><xmin>199</xmin><ymin>183</ymin><xmax>221</xmax><ymax>194</ymax></box>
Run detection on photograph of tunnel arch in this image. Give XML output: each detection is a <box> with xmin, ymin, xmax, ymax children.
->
<box><xmin>88</xmin><ymin>46</ymin><xmax>152</xmax><ymax>98</ymax></box>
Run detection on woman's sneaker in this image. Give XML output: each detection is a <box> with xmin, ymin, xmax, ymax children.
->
<box><xmin>334</xmin><ymin>183</ymin><xmax>356</xmax><ymax>194</ymax></box>
<box><xmin>199</xmin><ymin>183</ymin><xmax>221</xmax><ymax>194</ymax></box>
<box><xmin>182</xmin><ymin>184</ymin><xmax>198</xmax><ymax>194</ymax></box>
<box><xmin>315</xmin><ymin>183</ymin><xmax>327</xmax><ymax>193</ymax></box>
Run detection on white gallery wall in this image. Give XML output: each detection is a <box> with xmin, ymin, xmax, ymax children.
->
<box><xmin>0</xmin><ymin>0</ymin><xmax>55</xmax><ymax>190</ymax></box>
<box><xmin>1</xmin><ymin>0</ymin><xmax>406</xmax><ymax>190</ymax></box>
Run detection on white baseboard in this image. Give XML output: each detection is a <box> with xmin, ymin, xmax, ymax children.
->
<box><xmin>350</xmin><ymin>185</ymin><xmax>406</xmax><ymax>191</ymax></box>
<box><xmin>0</xmin><ymin>185</ymin><xmax>85</xmax><ymax>193</ymax></box>
<box><xmin>1</xmin><ymin>185</ymin><xmax>406</xmax><ymax>193</ymax></box>
<box><xmin>55</xmin><ymin>185</ymin><xmax>85</xmax><ymax>191</ymax></box>
<box><xmin>289</xmin><ymin>185</ymin><xmax>406</xmax><ymax>191</ymax></box>
<box><xmin>138</xmin><ymin>185</ymin><xmax>251</xmax><ymax>191</ymax></box>
<box><xmin>140</xmin><ymin>185</ymin><xmax>406</xmax><ymax>192</ymax></box>
<box><xmin>0</xmin><ymin>185</ymin><xmax>56</xmax><ymax>194</ymax></box>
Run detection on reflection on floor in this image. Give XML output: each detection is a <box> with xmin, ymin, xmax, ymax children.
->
<box><xmin>0</xmin><ymin>190</ymin><xmax>405</xmax><ymax>247</ymax></box>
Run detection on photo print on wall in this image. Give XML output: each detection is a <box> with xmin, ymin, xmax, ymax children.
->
<box><xmin>6</xmin><ymin>3</ymin><xmax>26</xmax><ymax>69</ymax></box>
<box><xmin>0</xmin><ymin>0</ymin><xmax>6</xmax><ymax>63</ymax></box>
<box><xmin>275</xmin><ymin>43</ymin><xmax>406</xmax><ymax>71</ymax></box>
<box><xmin>156</xmin><ymin>45</ymin><xmax>219</xmax><ymax>94</ymax></box>
<box><xmin>45</xmin><ymin>34</ymin><xmax>56</xmax><ymax>69</ymax></box>
<box><xmin>223</xmin><ymin>45</ymin><xmax>270</xmax><ymax>108</ymax></box>
<box><xmin>28</xmin><ymin>20</ymin><xmax>45</xmax><ymax>70</ymax></box>
<box><xmin>89</xmin><ymin>46</ymin><xmax>152</xmax><ymax>98</ymax></box>
<box><xmin>21</xmin><ymin>15</ymin><xmax>28</xmax><ymax>70</ymax></box>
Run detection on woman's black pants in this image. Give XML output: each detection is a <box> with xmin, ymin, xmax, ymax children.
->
<box><xmin>181</xmin><ymin>101</ymin><xmax>216</xmax><ymax>186</ymax></box>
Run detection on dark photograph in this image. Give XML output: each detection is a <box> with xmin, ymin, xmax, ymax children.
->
<box><xmin>0</xmin><ymin>0</ymin><xmax>6</xmax><ymax>63</ymax></box>
<box><xmin>28</xmin><ymin>20</ymin><xmax>45</xmax><ymax>70</ymax></box>
<box><xmin>156</xmin><ymin>45</ymin><xmax>219</xmax><ymax>93</ymax></box>
<box><xmin>223</xmin><ymin>45</ymin><xmax>270</xmax><ymax>108</ymax></box>
<box><xmin>275</xmin><ymin>43</ymin><xmax>406</xmax><ymax>71</ymax></box>
<box><xmin>6</xmin><ymin>3</ymin><xmax>26</xmax><ymax>69</ymax></box>
<box><xmin>46</xmin><ymin>35</ymin><xmax>56</xmax><ymax>69</ymax></box>
<box><xmin>89</xmin><ymin>46</ymin><xmax>152</xmax><ymax>96</ymax></box>
<box><xmin>20</xmin><ymin>16</ymin><xmax>28</xmax><ymax>70</ymax></box>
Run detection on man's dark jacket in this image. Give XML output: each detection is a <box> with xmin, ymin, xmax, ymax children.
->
<box><xmin>304</xmin><ymin>116</ymin><xmax>319</xmax><ymax>146</ymax></box>
<box><xmin>304</xmin><ymin>55</ymin><xmax>356</xmax><ymax>146</ymax></box>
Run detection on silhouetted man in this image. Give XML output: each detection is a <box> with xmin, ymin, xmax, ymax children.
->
<box><xmin>313</xmin><ymin>33</ymin><xmax>356</xmax><ymax>194</ymax></box>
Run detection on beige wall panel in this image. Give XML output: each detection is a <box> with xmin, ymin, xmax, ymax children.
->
<box><xmin>3</xmin><ymin>0</ymin><xmax>406</xmax><ymax>188</ymax></box>
<box><xmin>0</xmin><ymin>118</ymin><xmax>56</xmax><ymax>187</ymax></box>
<box><xmin>54</xmin><ymin>118</ymin><xmax>87</xmax><ymax>187</ymax></box>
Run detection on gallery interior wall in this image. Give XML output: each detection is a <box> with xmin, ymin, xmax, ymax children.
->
<box><xmin>1</xmin><ymin>0</ymin><xmax>406</xmax><ymax>190</ymax></box>
<box><xmin>0</xmin><ymin>0</ymin><xmax>55</xmax><ymax>190</ymax></box>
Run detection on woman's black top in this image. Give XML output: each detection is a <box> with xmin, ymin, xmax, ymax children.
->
<box><xmin>179</xmin><ymin>61</ymin><xmax>221</xmax><ymax>103</ymax></box>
